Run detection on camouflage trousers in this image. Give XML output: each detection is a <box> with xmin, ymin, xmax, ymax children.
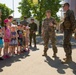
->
<box><xmin>63</xmin><ymin>29</ymin><xmax>72</xmax><ymax>58</ymax></box>
<box><xmin>43</xmin><ymin>31</ymin><xmax>57</xmax><ymax>54</ymax></box>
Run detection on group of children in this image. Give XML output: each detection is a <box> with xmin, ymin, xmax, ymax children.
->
<box><xmin>0</xmin><ymin>16</ymin><xmax>30</xmax><ymax>60</ymax></box>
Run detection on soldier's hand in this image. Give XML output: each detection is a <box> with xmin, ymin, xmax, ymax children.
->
<box><xmin>49</xmin><ymin>22</ymin><xmax>53</xmax><ymax>27</ymax></box>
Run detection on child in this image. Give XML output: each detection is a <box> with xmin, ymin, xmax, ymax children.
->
<box><xmin>0</xmin><ymin>26</ymin><xmax>4</xmax><ymax>60</ymax></box>
<box><xmin>23</xmin><ymin>25</ymin><xmax>26</xmax><ymax>51</ymax></box>
<box><xmin>17</xmin><ymin>25</ymin><xmax>23</xmax><ymax>54</ymax></box>
<box><xmin>25</xmin><ymin>26</ymin><xmax>30</xmax><ymax>52</ymax></box>
<box><xmin>3</xmin><ymin>19</ymin><xmax>11</xmax><ymax>59</ymax></box>
<box><xmin>9</xmin><ymin>25</ymin><xmax>18</xmax><ymax>56</ymax></box>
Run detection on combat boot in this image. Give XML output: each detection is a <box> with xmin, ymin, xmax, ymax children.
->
<box><xmin>42</xmin><ymin>52</ymin><xmax>47</xmax><ymax>56</ymax></box>
<box><xmin>62</xmin><ymin>56</ymin><xmax>72</xmax><ymax>64</ymax></box>
<box><xmin>52</xmin><ymin>53</ymin><xmax>57</xmax><ymax>58</ymax></box>
<box><xmin>63</xmin><ymin>58</ymin><xmax>67</xmax><ymax>60</ymax></box>
<box><xmin>42</xmin><ymin>50</ymin><xmax>48</xmax><ymax>56</ymax></box>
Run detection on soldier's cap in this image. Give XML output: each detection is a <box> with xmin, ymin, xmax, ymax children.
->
<box><xmin>46</xmin><ymin>10</ymin><xmax>51</xmax><ymax>13</ymax></box>
<box><xmin>63</xmin><ymin>3</ymin><xmax>70</xmax><ymax>7</ymax></box>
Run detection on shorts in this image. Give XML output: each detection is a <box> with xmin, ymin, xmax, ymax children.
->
<box><xmin>0</xmin><ymin>44</ymin><xmax>3</xmax><ymax>48</ymax></box>
<box><xmin>9</xmin><ymin>39</ymin><xmax>18</xmax><ymax>46</ymax></box>
<box><xmin>0</xmin><ymin>39</ymin><xmax>3</xmax><ymax>44</ymax></box>
<box><xmin>4</xmin><ymin>39</ymin><xmax>10</xmax><ymax>42</ymax></box>
<box><xmin>18</xmin><ymin>38</ymin><xmax>23</xmax><ymax>46</ymax></box>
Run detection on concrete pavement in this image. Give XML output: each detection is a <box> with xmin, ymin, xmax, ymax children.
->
<box><xmin>0</xmin><ymin>34</ymin><xmax>76</xmax><ymax>75</ymax></box>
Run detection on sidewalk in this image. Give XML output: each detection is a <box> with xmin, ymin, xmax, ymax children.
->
<box><xmin>0</xmin><ymin>35</ymin><xmax>76</xmax><ymax>75</ymax></box>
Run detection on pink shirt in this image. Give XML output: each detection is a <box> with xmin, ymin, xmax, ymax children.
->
<box><xmin>4</xmin><ymin>28</ymin><xmax>11</xmax><ymax>42</ymax></box>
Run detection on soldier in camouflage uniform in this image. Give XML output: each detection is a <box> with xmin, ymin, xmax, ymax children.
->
<box><xmin>42</xmin><ymin>10</ymin><xmax>58</xmax><ymax>57</ymax></box>
<box><xmin>61</xmin><ymin>3</ymin><xmax>76</xmax><ymax>63</ymax></box>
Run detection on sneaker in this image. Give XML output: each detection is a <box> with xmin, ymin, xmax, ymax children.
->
<box><xmin>3</xmin><ymin>55</ymin><xmax>7</xmax><ymax>59</ymax></box>
<box><xmin>21</xmin><ymin>50</ymin><xmax>24</xmax><ymax>53</ymax></box>
<box><xmin>0</xmin><ymin>57</ymin><xmax>4</xmax><ymax>60</ymax></box>
<box><xmin>6</xmin><ymin>55</ymin><xmax>10</xmax><ymax>58</ymax></box>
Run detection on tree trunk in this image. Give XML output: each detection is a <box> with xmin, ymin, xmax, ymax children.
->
<box><xmin>39</xmin><ymin>20</ymin><xmax>42</xmax><ymax>35</ymax></box>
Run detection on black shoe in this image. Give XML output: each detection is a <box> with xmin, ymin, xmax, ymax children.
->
<box><xmin>0</xmin><ymin>57</ymin><xmax>4</xmax><ymax>60</ymax></box>
<box><xmin>29</xmin><ymin>44</ymin><xmax>31</xmax><ymax>46</ymax></box>
<box><xmin>34</xmin><ymin>45</ymin><xmax>37</xmax><ymax>48</ymax></box>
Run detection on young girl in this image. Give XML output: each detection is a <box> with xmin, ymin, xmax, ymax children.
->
<box><xmin>0</xmin><ymin>26</ymin><xmax>4</xmax><ymax>60</ymax></box>
<box><xmin>23</xmin><ymin>25</ymin><xmax>26</xmax><ymax>51</ymax></box>
<box><xmin>25</xmin><ymin>26</ymin><xmax>30</xmax><ymax>52</ymax></box>
<box><xmin>17</xmin><ymin>25</ymin><xmax>23</xmax><ymax>54</ymax></box>
<box><xmin>3</xmin><ymin>19</ymin><xmax>11</xmax><ymax>59</ymax></box>
<box><xmin>9</xmin><ymin>25</ymin><xmax>18</xmax><ymax>56</ymax></box>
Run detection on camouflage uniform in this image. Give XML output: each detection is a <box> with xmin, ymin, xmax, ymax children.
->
<box><xmin>42</xmin><ymin>17</ymin><xmax>58</xmax><ymax>57</ymax></box>
<box><xmin>62</xmin><ymin>9</ymin><xmax>76</xmax><ymax>62</ymax></box>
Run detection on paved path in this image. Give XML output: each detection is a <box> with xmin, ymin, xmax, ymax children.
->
<box><xmin>0</xmin><ymin>34</ymin><xmax>76</xmax><ymax>75</ymax></box>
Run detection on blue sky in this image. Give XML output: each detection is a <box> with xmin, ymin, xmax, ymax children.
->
<box><xmin>0</xmin><ymin>0</ymin><xmax>21</xmax><ymax>18</ymax></box>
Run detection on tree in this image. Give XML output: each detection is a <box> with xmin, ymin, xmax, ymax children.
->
<box><xmin>18</xmin><ymin>0</ymin><xmax>61</xmax><ymax>34</ymax></box>
<box><xmin>18</xmin><ymin>0</ymin><xmax>32</xmax><ymax>19</ymax></box>
<box><xmin>0</xmin><ymin>3</ymin><xmax>13</xmax><ymax>26</ymax></box>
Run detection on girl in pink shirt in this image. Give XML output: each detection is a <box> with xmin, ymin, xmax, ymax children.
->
<box><xmin>3</xmin><ymin>19</ymin><xmax>11</xmax><ymax>59</ymax></box>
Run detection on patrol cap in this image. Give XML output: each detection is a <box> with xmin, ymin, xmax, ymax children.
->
<box><xmin>46</xmin><ymin>10</ymin><xmax>51</xmax><ymax>13</ymax></box>
<box><xmin>63</xmin><ymin>3</ymin><xmax>70</xmax><ymax>7</ymax></box>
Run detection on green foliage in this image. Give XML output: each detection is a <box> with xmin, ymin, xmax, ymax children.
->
<box><xmin>18</xmin><ymin>0</ymin><xmax>61</xmax><ymax>21</ymax></box>
<box><xmin>18</xmin><ymin>0</ymin><xmax>32</xmax><ymax>20</ymax></box>
<box><xmin>18</xmin><ymin>0</ymin><xmax>61</xmax><ymax>34</ymax></box>
<box><xmin>0</xmin><ymin>3</ymin><xmax>13</xmax><ymax>26</ymax></box>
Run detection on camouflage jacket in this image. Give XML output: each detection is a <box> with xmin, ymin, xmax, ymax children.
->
<box><xmin>42</xmin><ymin>17</ymin><xmax>56</xmax><ymax>32</ymax></box>
<box><xmin>63</xmin><ymin>9</ymin><xmax>76</xmax><ymax>30</ymax></box>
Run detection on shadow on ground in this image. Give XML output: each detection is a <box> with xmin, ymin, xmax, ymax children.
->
<box><xmin>30</xmin><ymin>46</ymin><xmax>39</xmax><ymax>51</ymax></box>
<box><xmin>44</xmin><ymin>56</ymin><xmax>76</xmax><ymax>75</ymax></box>
<box><xmin>0</xmin><ymin>35</ymin><xmax>76</xmax><ymax>74</ymax></box>
<box><xmin>0</xmin><ymin>52</ymin><xmax>30</xmax><ymax>72</ymax></box>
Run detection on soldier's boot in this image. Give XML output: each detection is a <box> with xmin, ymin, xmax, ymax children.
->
<box><xmin>52</xmin><ymin>46</ymin><xmax>58</xmax><ymax>58</ymax></box>
<box><xmin>63</xmin><ymin>58</ymin><xmax>67</xmax><ymax>60</ymax></box>
<box><xmin>52</xmin><ymin>53</ymin><xmax>57</xmax><ymax>58</ymax></box>
<box><xmin>42</xmin><ymin>50</ymin><xmax>47</xmax><ymax>56</ymax></box>
<box><xmin>62</xmin><ymin>56</ymin><xmax>72</xmax><ymax>64</ymax></box>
